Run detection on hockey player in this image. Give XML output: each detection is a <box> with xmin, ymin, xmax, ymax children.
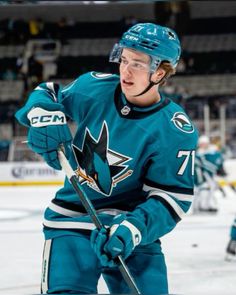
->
<box><xmin>226</xmin><ymin>217</ymin><xmax>236</xmax><ymax>260</ymax></box>
<box><xmin>193</xmin><ymin>135</ymin><xmax>225</xmax><ymax>213</ymax></box>
<box><xmin>15</xmin><ymin>23</ymin><xmax>198</xmax><ymax>294</ymax></box>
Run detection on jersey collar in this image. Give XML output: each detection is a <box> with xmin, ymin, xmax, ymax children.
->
<box><xmin>114</xmin><ymin>83</ymin><xmax>171</xmax><ymax>119</ymax></box>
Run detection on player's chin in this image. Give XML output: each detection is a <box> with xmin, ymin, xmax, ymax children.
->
<box><xmin>121</xmin><ymin>85</ymin><xmax>136</xmax><ymax>97</ymax></box>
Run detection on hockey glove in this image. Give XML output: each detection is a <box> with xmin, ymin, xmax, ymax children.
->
<box><xmin>27</xmin><ymin>107</ymin><xmax>72</xmax><ymax>170</ymax></box>
<box><xmin>90</xmin><ymin>214</ymin><xmax>145</xmax><ymax>267</ymax></box>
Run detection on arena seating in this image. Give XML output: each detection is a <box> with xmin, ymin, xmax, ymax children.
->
<box><xmin>1</xmin><ymin>1</ymin><xmax>236</xmax><ymax>158</ymax></box>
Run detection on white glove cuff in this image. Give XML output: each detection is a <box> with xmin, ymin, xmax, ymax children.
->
<box><xmin>27</xmin><ymin>107</ymin><xmax>67</xmax><ymax>127</ymax></box>
<box><xmin>121</xmin><ymin>220</ymin><xmax>142</xmax><ymax>247</ymax></box>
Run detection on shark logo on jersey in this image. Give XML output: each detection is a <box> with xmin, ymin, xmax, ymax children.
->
<box><xmin>72</xmin><ymin>122</ymin><xmax>133</xmax><ymax>196</ymax></box>
<box><xmin>171</xmin><ymin>112</ymin><xmax>194</xmax><ymax>133</ymax></box>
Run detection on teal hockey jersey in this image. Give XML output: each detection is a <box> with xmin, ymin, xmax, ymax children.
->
<box><xmin>194</xmin><ymin>146</ymin><xmax>225</xmax><ymax>186</ymax></box>
<box><xmin>15</xmin><ymin>71</ymin><xmax>198</xmax><ymax>244</ymax></box>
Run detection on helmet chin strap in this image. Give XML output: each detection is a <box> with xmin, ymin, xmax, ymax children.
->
<box><xmin>133</xmin><ymin>72</ymin><xmax>167</xmax><ymax>97</ymax></box>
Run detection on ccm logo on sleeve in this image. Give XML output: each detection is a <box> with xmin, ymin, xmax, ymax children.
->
<box><xmin>27</xmin><ymin>107</ymin><xmax>66</xmax><ymax>127</ymax></box>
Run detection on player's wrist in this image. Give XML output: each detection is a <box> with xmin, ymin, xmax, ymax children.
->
<box><xmin>27</xmin><ymin>107</ymin><xmax>67</xmax><ymax>128</ymax></box>
<box><xmin>111</xmin><ymin>213</ymin><xmax>146</xmax><ymax>246</ymax></box>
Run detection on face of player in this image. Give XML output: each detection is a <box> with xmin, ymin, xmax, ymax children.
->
<box><xmin>119</xmin><ymin>48</ymin><xmax>165</xmax><ymax>107</ymax></box>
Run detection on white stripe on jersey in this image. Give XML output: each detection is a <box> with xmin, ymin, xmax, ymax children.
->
<box><xmin>46</xmin><ymin>82</ymin><xmax>55</xmax><ymax>92</ymax></box>
<box><xmin>35</xmin><ymin>86</ymin><xmax>45</xmax><ymax>91</ymax></box>
<box><xmin>34</xmin><ymin>83</ymin><xmax>58</xmax><ymax>102</ymax></box>
<box><xmin>49</xmin><ymin>202</ymin><xmax>125</xmax><ymax>218</ymax></box>
<box><xmin>46</xmin><ymin>82</ymin><xmax>58</xmax><ymax>102</ymax></box>
<box><xmin>43</xmin><ymin>219</ymin><xmax>97</xmax><ymax>230</ymax></box>
<box><xmin>61</xmin><ymin>79</ymin><xmax>78</xmax><ymax>93</ymax></box>
<box><xmin>148</xmin><ymin>191</ymin><xmax>186</xmax><ymax>219</ymax></box>
<box><xmin>143</xmin><ymin>184</ymin><xmax>193</xmax><ymax>202</ymax></box>
<box><xmin>200</xmin><ymin>158</ymin><xmax>218</xmax><ymax>173</ymax></box>
<box><xmin>49</xmin><ymin>202</ymin><xmax>86</xmax><ymax>217</ymax></box>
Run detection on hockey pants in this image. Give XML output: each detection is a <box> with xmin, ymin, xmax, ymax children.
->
<box><xmin>41</xmin><ymin>233</ymin><xmax>168</xmax><ymax>294</ymax></box>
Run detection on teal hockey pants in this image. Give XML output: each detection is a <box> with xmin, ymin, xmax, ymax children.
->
<box><xmin>41</xmin><ymin>233</ymin><xmax>168</xmax><ymax>294</ymax></box>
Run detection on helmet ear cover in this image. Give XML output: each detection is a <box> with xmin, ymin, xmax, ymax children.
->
<box><xmin>109</xmin><ymin>43</ymin><xmax>162</xmax><ymax>74</ymax></box>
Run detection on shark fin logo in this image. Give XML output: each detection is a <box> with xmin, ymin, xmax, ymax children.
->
<box><xmin>171</xmin><ymin>112</ymin><xmax>194</xmax><ymax>133</ymax></box>
<box><xmin>72</xmin><ymin>122</ymin><xmax>133</xmax><ymax>196</ymax></box>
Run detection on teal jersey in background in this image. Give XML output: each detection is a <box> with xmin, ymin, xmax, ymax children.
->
<box><xmin>16</xmin><ymin>71</ymin><xmax>198</xmax><ymax>244</ymax></box>
<box><xmin>195</xmin><ymin>146</ymin><xmax>225</xmax><ymax>186</ymax></box>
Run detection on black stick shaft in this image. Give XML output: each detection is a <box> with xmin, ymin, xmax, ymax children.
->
<box><xmin>58</xmin><ymin>149</ymin><xmax>141</xmax><ymax>294</ymax></box>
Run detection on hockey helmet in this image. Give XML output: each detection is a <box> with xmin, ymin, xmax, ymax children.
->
<box><xmin>110</xmin><ymin>23</ymin><xmax>181</xmax><ymax>73</ymax></box>
<box><xmin>198</xmin><ymin>135</ymin><xmax>210</xmax><ymax>145</ymax></box>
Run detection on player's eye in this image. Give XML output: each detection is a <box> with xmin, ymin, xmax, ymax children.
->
<box><xmin>120</xmin><ymin>57</ymin><xmax>128</xmax><ymax>65</ymax></box>
<box><xmin>132</xmin><ymin>62</ymin><xmax>144</xmax><ymax>69</ymax></box>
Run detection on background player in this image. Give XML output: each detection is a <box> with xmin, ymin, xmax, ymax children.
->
<box><xmin>15</xmin><ymin>23</ymin><xmax>198</xmax><ymax>294</ymax></box>
<box><xmin>193</xmin><ymin>135</ymin><xmax>226</xmax><ymax>213</ymax></box>
<box><xmin>226</xmin><ymin>217</ymin><xmax>236</xmax><ymax>260</ymax></box>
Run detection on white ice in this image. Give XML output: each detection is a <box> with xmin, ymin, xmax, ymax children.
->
<box><xmin>0</xmin><ymin>185</ymin><xmax>235</xmax><ymax>295</ymax></box>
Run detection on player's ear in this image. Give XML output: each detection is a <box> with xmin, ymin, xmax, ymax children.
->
<box><xmin>151</xmin><ymin>67</ymin><xmax>166</xmax><ymax>83</ymax></box>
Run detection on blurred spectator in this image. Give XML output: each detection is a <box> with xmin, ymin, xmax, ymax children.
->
<box><xmin>169</xmin><ymin>2</ymin><xmax>190</xmax><ymax>37</ymax></box>
<box><xmin>57</xmin><ymin>17</ymin><xmax>68</xmax><ymax>44</ymax></box>
<box><xmin>124</xmin><ymin>15</ymin><xmax>138</xmax><ymax>27</ymax></box>
<box><xmin>29</xmin><ymin>18</ymin><xmax>44</xmax><ymax>38</ymax></box>
<box><xmin>28</xmin><ymin>54</ymin><xmax>43</xmax><ymax>87</ymax></box>
<box><xmin>208</xmin><ymin>98</ymin><xmax>222</xmax><ymax>119</ymax></box>
<box><xmin>16</xmin><ymin>53</ymin><xmax>24</xmax><ymax>74</ymax></box>
<box><xmin>0</xmin><ymin>140</ymin><xmax>10</xmax><ymax>161</ymax></box>
<box><xmin>6</xmin><ymin>17</ymin><xmax>17</xmax><ymax>44</ymax></box>
<box><xmin>154</xmin><ymin>2</ymin><xmax>172</xmax><ymax>26</ymax></box>
<box><xmin>176</xmin><ymin>57</ymin><xmax>186</xmax><ymax>74</ymax></box>
<box><xmin>186</xmin><ymin>56</ymin><xmax>196</xmax><ymax>74</ymax></box>
<box><xmin>1</xmin><ymin>67</ymin><xmax>17</xmax><ymax>80</ymax></box>
<box><xmin>16</xmin><ymin>53</ymin><xmax>29</xmax><ymax>93</ymax></box>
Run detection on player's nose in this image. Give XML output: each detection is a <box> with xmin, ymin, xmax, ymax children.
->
<box><xmin>121</xmin><ymin>64</ymin><xmax>132</xmax><ymax>77</ymax></box>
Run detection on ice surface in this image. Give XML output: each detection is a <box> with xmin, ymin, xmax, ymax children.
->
<box><xmin>0</xmin><ymin>185</ymin><xmax>235</xmax><ymax>295</ymax></box>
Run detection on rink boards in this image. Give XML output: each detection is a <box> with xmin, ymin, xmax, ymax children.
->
<box><xmin>0</xmin><ymin>159</ymin><xmax>236</xmax><ymax>186</ymax></box>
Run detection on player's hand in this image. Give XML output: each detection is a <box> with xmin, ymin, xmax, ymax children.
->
<box><xmin>90</xmin><ymin>214</ymin><xmax>144</xmax><ymax>267</ymax></box>
<box><xmin>27</xmin><ymin>107</ymin><xmax>72</xmax><ymax>170</ymax></box>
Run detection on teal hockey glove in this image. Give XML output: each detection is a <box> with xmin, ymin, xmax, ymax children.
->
<box><xmin>90</xmin><ymin>214</ymin><xmax>145</xmax><ymax>267</ymax></box>
<box><xmin>27</xmin><ymin>107</ymin><xmax>72</xmax><ymax>170</ymax></box>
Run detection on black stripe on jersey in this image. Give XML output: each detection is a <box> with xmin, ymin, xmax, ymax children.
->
<box><xmin>44</xmin><ymin>89</ymin><xmax>57</xmax><ymax>102</ymax></box>
<box><xmin>144</xmin><ymin>178</ymin><xmax>193</xmax><ymax>195</ymax></box>
<box><xmin>149</xmin><ymin>195</ymin><xmax>181</xmax><ymax>223</ymax></box>
<box><xmin>43</xmin><ymin>226</ymin><xmax>92</xmax><ymax>234</ymax></box>
<box><xmin>52</xmin><ymin>188</ymin><xmax>148</xmax><ymax>213</ymax></box>
<box><xmin>114</xmin><ymin>84</ymin><xmax>171</xmax><ymax>119</ymax></box>
<box><xmin>52</xmin><ymin>83</ymin><xmax>60</xmax><ymax>96</ymax></box>
<box><xmin>38</xmin><ymin>83</ymin><xmax>60</xmax><ymax>103</ymax></box>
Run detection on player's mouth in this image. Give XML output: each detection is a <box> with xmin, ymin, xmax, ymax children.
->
<box><xmin>122</xmin><ymin>79</ymin><xmax>134</xmax><ymax>88</ymax></box>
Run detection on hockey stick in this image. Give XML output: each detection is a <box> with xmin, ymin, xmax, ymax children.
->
<box><xmin>57</xmin><ymin>148</ymin><xmax>141</xmax><ymax>294</ymax></box>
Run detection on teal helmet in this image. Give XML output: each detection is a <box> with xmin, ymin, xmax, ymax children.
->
<box><xmin>110</xmin><ymin>23</ymin><xmax>181</xmax><ymax>72</ymax></box>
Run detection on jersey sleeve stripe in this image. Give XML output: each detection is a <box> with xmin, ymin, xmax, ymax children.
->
<box><xmin>61</xmin><ymin>79</ymin><xmax>78</xmax><ymax>93</ymax></box>
<box><xmin>143</xmin><ymin>184</ymin><xmax>194</xmax><ymax>202</ymax></box>
<box><xmin>35</xmin><ymin>83</ymin><xmax>58</xmax><ymax>102</ymax></box>
<box><xmin>200</xmin><ymin>158</ymin><xmax>218</xmax><ymax>173</ymax></box>
<box><xmin>144</xmin><ymin>179</ymin><xmax>193</xmax><ymax>195</ymax></box>
<box><xmin>148</xmin><ymin>191</ymin><xmax>185</xmax><ymax>221</ymax></box>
